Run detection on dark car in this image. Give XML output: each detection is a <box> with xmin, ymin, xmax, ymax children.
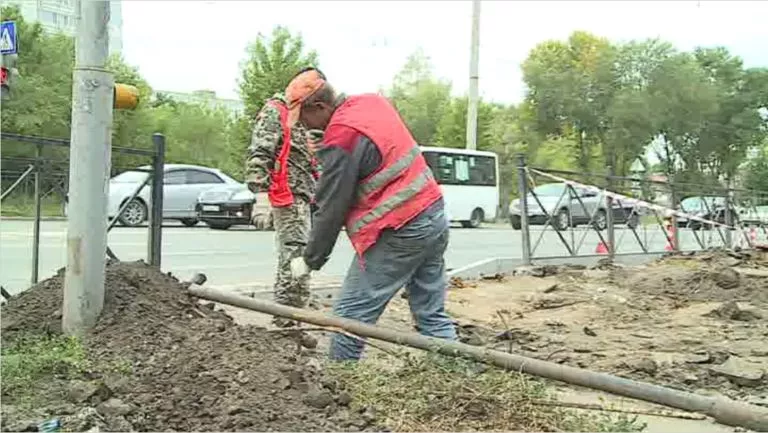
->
<box><xmin>677</xmin><ymin>196</ymin><xmax>737</xmax><ymax>230</ymax></box>
<box><xmin>196</xmin><ymin>185</ymin><xmax>266</xmax><ymax>230</ymax></box>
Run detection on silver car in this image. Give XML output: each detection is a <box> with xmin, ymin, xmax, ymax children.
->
<box><xmin>107</xmin><ymin>164</ymin><xmax>240</xmax><ymax>227</ymax></box>
<box><xmin>508</xmin><ymin>182</ymin><xmax>640</xmax><ymax>231</ymax></box>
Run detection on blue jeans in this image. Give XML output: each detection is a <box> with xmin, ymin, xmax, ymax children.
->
<box><xmin>329</xmin><ymin>200</ymin><xmax>457</xmax><ymax>361</ymax></box>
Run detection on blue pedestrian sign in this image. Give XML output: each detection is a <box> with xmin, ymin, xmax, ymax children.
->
<box><xmin>0</xmin><ymin>21</ymin><xmax>18</xmax><ymax>55</ymax></box>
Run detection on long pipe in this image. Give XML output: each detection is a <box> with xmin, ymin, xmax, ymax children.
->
<box><xmin>188</xmin><ymin>285</ymin><xmax>768</xmax><ymax>431</ymax></box>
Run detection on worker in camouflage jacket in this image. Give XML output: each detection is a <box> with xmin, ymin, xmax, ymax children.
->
<box><xmin>245</xmin><ymin>69</ymin><xmax>322</xmax><ymax>326</ymax></box>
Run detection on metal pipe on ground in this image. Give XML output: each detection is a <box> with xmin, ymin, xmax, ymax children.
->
<box><xmin>188</xmin><ymin>285</ymin><xmax>768</xmax><ymax>432</ymax></box>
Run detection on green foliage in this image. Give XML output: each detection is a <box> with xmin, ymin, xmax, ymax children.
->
<box><xmin>327</xmin><ymin>353</ymin><xmax>645</xmax><ymax>432</ymax></box>
<box><xmin>1</xmin><ymin>334</ymin><xmax>88</xmax><ymax>397</ymax></box>
<box><xmin>237</xmin><ymin>26</ymin><xmax>319</xmax><ymax>115</ymax></box>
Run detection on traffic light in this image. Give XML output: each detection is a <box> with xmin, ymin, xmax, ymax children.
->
<box><xmin>113</xmin><ymin>83</ymin><xmax>139</xmax><ymax>110</ymax></box>
<box><xmin>1</xmin><ymin>53</ymin><xmax>18</xmax><ymax>100</ymax></box>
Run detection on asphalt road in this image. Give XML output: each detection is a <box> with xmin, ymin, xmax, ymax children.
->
<box><xmin>0</xmin><ymin>219</ymin><xmax>740</xmax><ymax>295</ymax></box>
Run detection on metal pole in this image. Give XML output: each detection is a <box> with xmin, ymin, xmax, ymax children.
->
<box><xmin>147</xmin><ymin>133</ymin><xmax>165</xmax><ymax>268</ymax></box>
<box><xmin>62</xmin><ymin>0</ymin><xmax>114</xmax><ymax>336</ymax></box>
<box><xmin>516</xmin><ymin>154</ymin><xmax>531</xmax><ymax>265</ymax></box>
<box><xmin>188</xmin><ymin>285</ymin><xmax>768</xmax><ymax>432</ymax></box>
<box><xmin>465</xmin><ymin>0</ymin><xmax>481</xmax><ymax>151</ymax></box>
<box><xmin>605</xmin><ymin>166</ymin><xmax>615</xmax><ymax>261</ymax></box>
<box><xmin>31</xmin><ymin>144</ymin><xmax>43</xmax><ymax>285</ymax></box>
<box><xmin>669</xmin><ymin>180</ymin><xmax>680</xmax><ymax>251</ymax></box>
<box><xmin>724</xmin><ymin>180</ymin><xmax>733</xmax><ymax>248</ymax></box>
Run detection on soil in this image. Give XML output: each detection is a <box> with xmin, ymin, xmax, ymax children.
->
<box><xmin>376</xmin><ymin>250</ymin><xmax>768</xmax><ymax>404</ymax></box>
<box><xmin>1</xmin><ymin>261</ymin><xmax>369</xmax><ymax>432</ymax></box>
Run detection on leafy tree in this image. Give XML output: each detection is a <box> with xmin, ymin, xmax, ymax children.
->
<box><xmin>0</xmin><ymin>6</ymin><xmax>74</xmax><ymax>144</ymax></box>
<box><xmin>388</xmin><ymin>49</ymin><xmax>452</xmax><ymax>145</ymax></box>
<box><xmin>743</xmin><ymin>143</ymin><xmax>768</xmax><ymax>199</ymax></box>
<box><xmin>237</xmin><ymin>26</ymin><xmax>319</xmax><ymax>117</ymax></box>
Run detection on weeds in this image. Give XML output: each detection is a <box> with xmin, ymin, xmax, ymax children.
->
<box><xmin>327</xmin><ymin>353</ymin><xmax>646</xmax><ymax>432</ymax></box>
<box><xmin>1</xmin><ymin>334</ymin><xmax>88</xmax><ymax>402</ymax></box>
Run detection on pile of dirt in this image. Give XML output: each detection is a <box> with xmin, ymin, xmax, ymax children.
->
<box><xmin>1</xmin><ymin>261</ymin><xmax>369</xmax><ymax>432</ymax></box>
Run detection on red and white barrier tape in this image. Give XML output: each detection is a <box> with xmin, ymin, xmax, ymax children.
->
<box><xmin>527</xmin><ymin>168</ymin><xmax>736</xmax><ymax>229</ymax></box>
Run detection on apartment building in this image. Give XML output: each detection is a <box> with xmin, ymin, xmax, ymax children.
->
<box><xmin>7</xmin><ymin>0</ymin><xmax>123</xmax><ymax>55</ymax></box>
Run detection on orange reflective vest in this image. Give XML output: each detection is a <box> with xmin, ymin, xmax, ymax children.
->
<box><xmin>266</xmin><ymin>100</ymin><xmax>320</xmax><ymax>207</ymax></box>
<box><xmin>266</xmin><ymin>100</ymin><xmax>294</xmax><ymax>208</ymax></box>
<box><xmin>323</xmin><ymin>94</ymin><xmax>443</xmax><ymax>255</ymax></box>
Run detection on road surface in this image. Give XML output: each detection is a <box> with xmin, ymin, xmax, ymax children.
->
<box><xmin>0</xmin><ymin>220</ymin><xmax>741</xmax><ymax>295</ymax></box>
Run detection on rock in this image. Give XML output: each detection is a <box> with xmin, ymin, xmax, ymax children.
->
<box><xmin>750</xmin><ymin>349</ymin><xmax>768</xmax><ymax>357</ymax></box>
<box><xmin>573</xmin><ymin>346</ymin><xmax>592</xmax><ymax>353</ymax></box>
<box><xmin>336</xmin><ymin>392</ymin><xmax>353</xmax><ymax>406</ymax></box>
<box><xmin>705</xmin><ymin>301</ymin><xmax>762</xmax><ymax>322</ymax></box>
<box><xmin>582</xmin><ymin>326</ymin><xmax>597</xmax><ymax>337</ymax></box>
<box><xmin>624</xmin><ymin>357</ymin><xmax>658</xmax><ymax>375</ymax></box>
<box><xmin>711</xmin><ymin>267</ymin><xmax>740</xmax><ymax>289</ymax></box>
<box><xmin>303</xmin><ymin>389</ymin><xmax>334</xmax><ymax>409</ymax></box>
<box><xmin>67</xmin><ymin>380</ymin><xmax>112</xmax><ymax>405</ymax></box>
<box><xmin>96</xmin><ymin>398</ymin><xmax>133</xmax><ymax>417</ymax></box>
<box><xmin>709</xmin><ymin>357</ymin><xmax>765</xmax><ymax>387</ymax></box>
<box><xmin>300</xmin><ymin>333</ymin><xmax>318</xmax><ymax>349</ymax></box>
<box><xmin>61</xmin><ymin>407</ymin><xmax>106</xmax><ymax>432</ymax></box>
<box><xmin>227</xmin><ymin>405</ymin><xmax>247</xmax><ymax>415</ymax></box>
<box><xmin>684</xmin><ymin>352</ymin><xmax>712</xmax><ymax>364</ymax></box>
<box><xmin>542</xmin><ymin>283</ymin><xmax>559</xmax><ymax>293</ymax></box>
<box><xmin>515</xmin><ymin>265</ymin><xmax>557</xmax><ymax>278</ymax></box>
<box><xmin>721</xmin><ymin>256</ymin><xmax>742</xmax><ymax>267</ymax></box>
<box><xmin>105</xmin><ymin>415</ymin><xmax>133</xmax><ymax>432</ymax></box>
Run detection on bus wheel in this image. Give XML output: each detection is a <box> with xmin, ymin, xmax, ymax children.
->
<box><xmin>462</xmin><ymin>208</ymin><xmax>484</xmax><ymax>229</ymax></box>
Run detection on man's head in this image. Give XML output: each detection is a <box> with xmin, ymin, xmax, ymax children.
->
<box><xmin>285</xmin><ymin>67</ymin><xmax>337</xmax><ymax>130</ymax></box>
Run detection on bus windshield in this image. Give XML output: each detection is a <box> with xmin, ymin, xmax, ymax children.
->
<box><xmin>422</xmin><ymin>150</ymin><xmax>497</xmax><ymax>187</ymax></box>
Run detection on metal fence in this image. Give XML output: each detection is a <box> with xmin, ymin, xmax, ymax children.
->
<box><xmin>514</xmin><ymin>154</ymin><xmax>768</xmax><ymax>265</ymax></box>
<box><xmin>0</xmin><ymin>132</ymin><xmax>166</xmax><ymax>288</ymax></box>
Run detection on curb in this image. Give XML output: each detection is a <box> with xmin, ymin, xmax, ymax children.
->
<box><xmin>0</xmin><ymin>216</ymin><xmax>67</xmax><ymax>221</ymax></box>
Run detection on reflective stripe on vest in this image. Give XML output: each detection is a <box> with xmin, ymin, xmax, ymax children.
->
<box><xmin>347</xmin><ymin>167</ymin><xmax>435</xmax><ymax>235</ymax></box>
<box><xmin>356</xmin><ymin>145</ymin><xmax>422</xmax><ymax>199</ymax></box>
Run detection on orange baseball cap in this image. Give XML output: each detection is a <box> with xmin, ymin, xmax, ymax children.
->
<box><xmin>286</xmin><ymin>68</ymin><xmax>326</xmax><ymax>127</ymax></box>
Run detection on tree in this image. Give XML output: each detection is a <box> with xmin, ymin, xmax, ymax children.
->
<box><xmin>433</xmin><ymin>97</ymin><xmax>494</xmax><ymax>149</ymax></box>
<box><xmin>521</xmin><ymin>31</ymin><xmax>617</xmax><ymax>172</ymax></box>
<box><xmin>237</xmin><ymin>26</ymin><xmax>319</xmax><ymax>117</ymax></box>
<box><xmin>0</xmin><ymin>6</ymin><xmax>74</xmax><ymax>144</ymax></box>
<box><xmin>693</xmin><ymin>48</ymin><xmax>768</xmax><ymax>180</ymax></box>
<box><xmin>743</xmin><ymin>143</ymin><xmax>768</xmax><ymax>199</ymax></box>
<box><xmin>388</xmin><ymin>49</ymin><xmax>452</xmax><ymax>145</ymax></box>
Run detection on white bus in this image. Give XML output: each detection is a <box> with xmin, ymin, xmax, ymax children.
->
<box><xmin>421</xmin><ymin>146</ymin><xmax>499</xmax><ymax>228</ymax></box>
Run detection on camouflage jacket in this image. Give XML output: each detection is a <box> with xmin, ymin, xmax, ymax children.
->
<box><xmin>245</xmin><ymin>93</ymin><xmax>316</xmax><ymax>202</ymax></box>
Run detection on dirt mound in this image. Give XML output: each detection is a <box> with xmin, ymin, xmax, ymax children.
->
<box><xmin>1</xmin><ymin>261</ymin><xmax>367</xmax><ymax>432</ymax></box>
<box><xmin>617</xmin><ymin>249</ymin><xmax>768</xmax><ymax>305</ymax></box>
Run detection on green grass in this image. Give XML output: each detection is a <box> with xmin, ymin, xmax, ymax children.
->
<box><xmin>0</xmin><ymin>195</ymin><xmax>65</xmax><ymax>217</ymax></box>
<box><xmin>1</xmin><ymin>334</ymin><xmax>89</xmax><ymax>399</ymax></box>
<box><xmin>326</xmin><ymin>353</ymin><xmax>646</xmax><ymax>432</ymax></box>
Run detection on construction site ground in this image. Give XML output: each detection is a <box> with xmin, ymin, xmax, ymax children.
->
<box><xmin>226</xmin><ymin>249</ymin><xmax>768</xmax><ymax>432</ymax></box>
<box><xmin>1</xmin><ymin>249</ymin><xmax>766</xmax><ymax>432</ymax></box>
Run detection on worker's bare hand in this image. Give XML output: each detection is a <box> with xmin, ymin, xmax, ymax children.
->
<box><xmin>290</xmin><ymin>257</ymin><xmax>310</xmax><ymax>279</ymax></box>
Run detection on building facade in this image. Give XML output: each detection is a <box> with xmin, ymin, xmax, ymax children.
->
<box><xmin>7</xmin><ymin>0</ymin><xmax>123</xmax><ymax>55</ymax></box>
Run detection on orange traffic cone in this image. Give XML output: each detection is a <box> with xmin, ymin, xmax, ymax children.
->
<box><xmin>595</xmin><ymin>241</ymin><xmax>609</xmax><ymax>254</ymax></box>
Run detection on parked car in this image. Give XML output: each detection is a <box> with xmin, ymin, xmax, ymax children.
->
<box><xmin>740</xmin><ymin>205</ymin><xmax>768</xmax><ymax>226</ymax></box>
<box><xmin>107</xmin><ymin>164</ymin><xmax>240</xmax><ymax>227</ymax></box>
<box><xmin>196</xmin><ymin>186</ymin><xmax>272</xmax><ymax>231</ymax></box>
<box><xmin>676</xmin><ymin>196</ymin><xmax>736</xmax><ymax>230</ymax></box>
<box><xmin>508</xmin><ymin>182</ymin><xmax>640</xmax><ymax>231</ymax></box>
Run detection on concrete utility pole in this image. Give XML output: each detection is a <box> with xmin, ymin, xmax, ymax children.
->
<box><xmin>466</xmin><ymin>0</ymin><xmax>481</xmax><ymax>151</ymax></box>
<box><xmin>63</xmin><ymin>0</ymin><xmax>114</xmax><ymax>335</ymax></box>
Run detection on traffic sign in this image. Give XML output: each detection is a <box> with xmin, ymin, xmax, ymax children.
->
<box><xmin>0</xmin><ymin>21</ymin><xmax>18</xmax><ymax>55</ymax></box>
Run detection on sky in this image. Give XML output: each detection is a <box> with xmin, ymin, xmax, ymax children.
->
<box><xmin>121</xmin><ymin>0</ymin><xmax>768</xmax><ymax>105</ymax></box>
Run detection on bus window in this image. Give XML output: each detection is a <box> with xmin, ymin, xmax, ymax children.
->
<box><xmin>423</xmin><ymin>151</ymin><xmax>497</xmax><ymax>186</ymax></box>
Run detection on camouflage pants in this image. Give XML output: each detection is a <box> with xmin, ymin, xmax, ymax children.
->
<box><xmin>272</xmin><ymin>200</ymin><xmax>311</xmax><ymax>308</ymax></box>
